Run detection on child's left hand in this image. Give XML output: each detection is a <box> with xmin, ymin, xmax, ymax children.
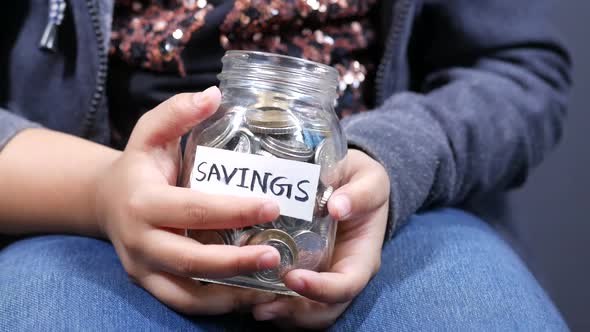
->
<box><xmin>252</xmin><ymin>149</ymin><xmax>391</xmax><ymax>329</ymax></box>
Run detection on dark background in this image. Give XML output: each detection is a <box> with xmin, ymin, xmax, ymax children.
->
<box><xmin>509</xmin><ymin>2</ymin><xmax>589</xmax><ymax>331</ymax></box>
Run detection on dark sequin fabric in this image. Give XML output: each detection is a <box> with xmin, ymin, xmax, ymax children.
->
<box><xmin>110</xmin><ymin>0</ymin><xmax>215</xmax><ymax>76</ymax></box>
<box><xmin>110</xmin><ymin>0</ymin><xmax>379</xmax><ymax>116</ymax></box>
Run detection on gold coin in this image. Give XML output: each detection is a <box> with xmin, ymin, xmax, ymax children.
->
<box><xmin>245</xmin><ymin>109</ymin><xmax>298</xmax><ymax>128</ymax></box>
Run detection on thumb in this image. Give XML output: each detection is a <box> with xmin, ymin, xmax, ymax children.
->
<box><xmin>128</xmin><ymin>86</ymin><xmax>221</xmax><ymax>150</ymax></box>
<box><xmin>327</xmin><ymin>151</ymin><xmax>390</xmax><ymax>221</ymax></box>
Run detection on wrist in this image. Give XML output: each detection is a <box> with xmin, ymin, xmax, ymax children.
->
<box><xmin>88</xmin><ymin>149</ymin><xmax>122</xmax><ymax>240</ymax></box>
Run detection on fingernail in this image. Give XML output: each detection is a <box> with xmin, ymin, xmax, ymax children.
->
<box><xmin>192</xmin><ymin>86</ymin><xmax>219</xmax><ymax>107</ymax></box>
<box><xmin>255</xmin><ymin>311</ymin><xmax>276</xmax><ymax>321</ymax></box>
<box><xmin>332</xmin><ymin>195</ymin><xmax>351</xmax><ymax>219</ymax></box>
<box><xmin>259</xmin><ymin>201</ymin><xmax>279</xmax><ymax>221</ymax></box>
<box><xmin>257</xmin><ymin>251</ymin><xmax>279</xmax><ymax>270</ymax></box>
<box><xmin>253</xmin><ymin>292</ymin><xmax>277</xmax><ymax>305</ymax></box>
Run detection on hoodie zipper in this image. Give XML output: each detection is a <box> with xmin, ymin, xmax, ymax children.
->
<box><xmin>81</xmin><ymin>0</ymin><xmax>108</xmax><ymax>138</ymax></box>
<box><xmin>375</xmin><ymin>0</ymin><xmax>412</xmax><ymax>105</ymax></box>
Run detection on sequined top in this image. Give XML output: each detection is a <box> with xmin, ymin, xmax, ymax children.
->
<box><xmin>108</xmin><ymin>0</ymin><xmax>379</xmax><ymax>146</ymax></box>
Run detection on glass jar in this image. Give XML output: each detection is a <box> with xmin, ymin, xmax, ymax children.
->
<box><xmin>180</xmin><ymin>51</ymin><xmax>347</xmax><ymax>295</ymax></box>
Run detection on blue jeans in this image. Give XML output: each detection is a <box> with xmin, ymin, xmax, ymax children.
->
<box><xmin>0</xmin><ymin>209</ymin><xmax>568</xmax><ymax>331</ymax></box>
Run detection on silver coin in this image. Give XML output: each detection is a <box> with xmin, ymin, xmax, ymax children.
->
<box><xmin>248</xmin><ymin>124</ymin><xmax>299</xmax><ymax>135</ymax></box>
<box><xmin>253</xmin><ymin>240</ymin><xmax>295</xmax><ymax>283</ymax></box>
<box><xmin>198</xmin><ymin>112</ymin><xmax>241</xmax><ymax>148</ymax></box>
<box><xmin>296</xmin><ymin>107</ymin><xmax>332</xmax><ymax>136</ymax></box>
<box><xmin>239</xmin><ymin>127</ymin><xmax>263</xmax><ymax>152</ymax></box>
<box><xmin>314</xmin><ymin>217</ymin><xmax>332</xmax><ymax>238</ymax></box>
<box><xmin>292</xmin><ymin>230</ymin><xmax>326</xmax><ymax>271</ymax></box>
<box><xmin>273</xmin><ymin>216</ymin><xmax>313</xmax><ymax>233</ymax></box>
<box><xmin>314</xmin><ymin>137</ymin><xmax>337</xmax><ymax>165</ymax></box>
<box><xmin>226</xmin><ymin>132</ymin><xmax>252</xmax><ymax>153</ymax></box>
<box><xmin>247</xmin><ymin>229</ymin><xmax>298</xmax><ymax>283</ymax></box>
<box><xmin>314</xmin><ymin>185</ymin><xmax>334</xmax><ymax>217</ymax></box>
<box><xmin>260</xmin><ymin>136</ymin><xmax>314</xmax><ymax>161</ymax></box>
<box><xmin>302</xmin><ymin>129</ymin><xmax>326</xmax><ymax>150</ymax></box>
<box><xmin>255</xmin><ymin>150</ymin><xmax>276</xmax><ymax>158</ymax></box>
<box><xmin>314</xmin><ymin>138</ymin><xmax>339</xmax><ymax>185</ymax></box>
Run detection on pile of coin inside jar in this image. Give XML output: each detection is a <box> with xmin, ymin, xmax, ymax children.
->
<box><xmin>186</xmin><ymin>96</ymin><xmax>339</xmax><ymax>286</ymax></box>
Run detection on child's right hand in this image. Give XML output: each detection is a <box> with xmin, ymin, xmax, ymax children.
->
<box><xmin>93</xmin><ymin>87</ymin><xmax>281</xmax><ymax>314</ymax></box>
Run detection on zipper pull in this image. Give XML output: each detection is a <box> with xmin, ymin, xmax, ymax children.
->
<box><xmin>39</xmin><ymin>0</ymin><xmax>67</xmax><ymax>52</ymax></box>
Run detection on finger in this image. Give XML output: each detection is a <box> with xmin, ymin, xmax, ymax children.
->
<box><xmin>140</xmin><ymin>272</ymin><xmax>277</xmax><ymax>315</ymax></box>
<box><xmin>282</xmin><ymin>267</ymin><xmax>369</xmax><ymax>303</ymax></box>
<box><xmin>328</xmin><ymin>151</ymin><xmax>390</xmax><ymax>221</ymax></box>
<box><xmin>253</xmin><ymin>297</ymin><xmax>347</xmax><ymax>330</ymax></box>
<box><xmin>139</xmin><ymin>229</ymin><xmax>280</xmax><ymax>278</ymax></box>
<box><xmin>128</xmin><ymin>86</ymin><xmax>221</xmax><ymax>150</ymax></box>
<box><xmin>132</xmin><ymin>185</ymin><xmax>280</xmax><ymax>229</ymax></box>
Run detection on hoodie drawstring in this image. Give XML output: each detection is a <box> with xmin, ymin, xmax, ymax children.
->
<box><xmin>40</xmin><ymin>0</ymin><xmax>67</xmax><ymax>52</ymax></box>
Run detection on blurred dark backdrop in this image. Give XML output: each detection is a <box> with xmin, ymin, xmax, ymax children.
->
<box><xmin>509</xmin><ymin>2</ymin><xmax>589</xmax><ymax>331</ymax></box>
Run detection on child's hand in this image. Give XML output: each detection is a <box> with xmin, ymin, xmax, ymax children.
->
<box><xmin>94</xmin><ymin>87</ymin><xmax>282</xmax><ymax>315</ymax></box>
<box><xmin>252</xmin><ymin>149</ymin><xmax>390</xmax><ymax>329</ymax></box>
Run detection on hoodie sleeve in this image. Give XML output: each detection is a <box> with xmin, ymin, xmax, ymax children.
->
<box><xmin>342</xmin><ymin>0</ymin><xmax>571</xmax><ymax>240</ymax></box>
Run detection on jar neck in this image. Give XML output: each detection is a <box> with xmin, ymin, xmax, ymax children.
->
<box><xmin>218</xmin><ymin>51</ymin><xmax>339</xmax><ymax>103</ymax></box>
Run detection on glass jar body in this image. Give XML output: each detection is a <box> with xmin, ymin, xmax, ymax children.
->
<box><xmin>180</xmin><ymin>51</ymin><xmax>346</xmax><ymax>295</ymax></box>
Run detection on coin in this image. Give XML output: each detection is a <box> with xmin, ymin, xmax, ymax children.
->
<box><xmin>198</xmin><ymin>111</ymin><xmax>241</xmax><ymax>148</ymax></box>
<box><xmin>260</xmin><ymin>136</ymin><xmax>314</xmax><ymax>161</ymax></box>
<box><xmin>302</xmin><ymin>129</ymin><xmax>327</xmax><ymax>150</ymax></box>
<box><xmin>296</xmin><ymin>107</ymin><xmax>332</xmax><ymax>136</ymax></box>
<box><xmin>252</xmin><ymin>221</ymin><xmax>275</xmax><ymax>230</ymax></box>
<box><xmin>226</xmin><ymin>132</ymin><xmax>252</xmax><ymax>153</ymax></box>
<box><xmin>187</xmin><ymin>230</ymin><xmax>228</xmax><ymax>245</ymax></box>
<box><xmin>253</xmin><ymin>240</ymin><xmax>295</xmax><ymax>283</ymax></box>
<box><xmin>315</xmin><ymin>138</ymin><xmax>340</xmax><ymax>185</ymax></box>
<box><xmin>273</xmin><ymin>216</ymin><xmax>313</xmax><ymax>233</ymax></box>
<box><xmin>314</xmin><ymin>185</ymin><xmax>334</xmax><ymax>217</ymax></box>
<box><xmin>245</xmin><ymin>109</ymin><xmax>299</xmax><ymax>135</ymax></box>
<box><xmin>314</xmin><ymin>217</ymin><xmax>332</xmax><ymax>238</ymax></box>
<box><xmin>255</xmin><ymin>150</ymin><xmax>276</xmax><ymax>158</ymax></box>
<box><xmin>233</xmin><ymin>228</ymin><xmax>259</xmax><ymax>246</ymax></box>
<box><xmin>292</xmin><ymin>230</ymin><xmax>326</xmax><ymax>271</ymax></box>
<box><xmin>248</xmin><ymin>124</ymin><xmax>300</xmax><ymax>135</ymax></box>
<box><xmin>252</xmin><ymin>92</ymin><xmax>292</xmax><ymax>111</ymax></box>
<box><xmin>247</xmin><ymin>229</ymin><xmax>298</xmax><ymax>283</ymax></box>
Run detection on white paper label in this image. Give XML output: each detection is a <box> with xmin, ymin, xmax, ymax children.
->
<box><xmin>190</xmin><ymin>146</ymin><xmax>320</xmax><ymax>221</ymax></box>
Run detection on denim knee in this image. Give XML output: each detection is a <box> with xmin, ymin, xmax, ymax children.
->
<box><xmin>331</xmin><ymin>209</ymin><xmax>568</xmax><ymax>331</ymax></box>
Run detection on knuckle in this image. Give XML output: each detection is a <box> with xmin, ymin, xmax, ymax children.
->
<box><xmin>126</xmin><ymin>190</ymin><xmax>147</xmax><ymax>220</ymax></box>
<box><xmin>120</xmin><ymin>255</ymin><xmax>142</xmax><ymax>280</ymax></box>
<box><xmin>314</xmin><ymin>277</ymin><xmax>328</xmax><ymax>301</ymax></box>
<box><xmin>185</xmin><ymin>203</ymin><xmax>208</xmax><ymax>226</ymax></box>
<box><xmin>236</xmin><ymin>205</ymin><xmax>255</xmax><ymax>228</ymax></box>
<box><xmin>231</xmin><ymin>253</ymin><xmax>246</xmax><ymax>276</ymax></box>
<box><xmin>124</xmin><ymin>233</ymin><xmax>143</xmax><ymax>258</ymax></box>
<box><xmin>175</xmin><ymin>251</ymin><xmax>200</xmax><ymax>276</ymax></box>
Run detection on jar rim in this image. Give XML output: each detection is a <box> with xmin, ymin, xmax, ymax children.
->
<box><xmin>218</xmin><ymin>51</ymin><xmax>339</xmax><ymax>99</ymax></box>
